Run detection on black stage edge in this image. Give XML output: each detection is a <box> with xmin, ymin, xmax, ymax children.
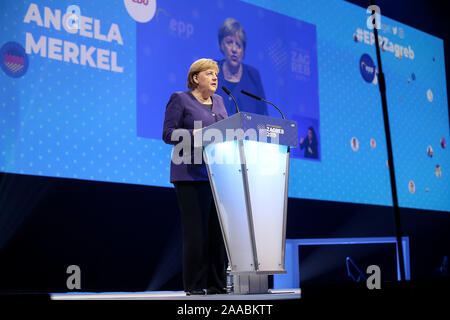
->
<box><xmin>1</xmin><ymin>172</ymin><xmax>450</xmax><ymax>295</ymax></box>
<box><xmin>1</xmin><ymin>280</ymin><xmax>449</xmax><ymax>316</ymax></box>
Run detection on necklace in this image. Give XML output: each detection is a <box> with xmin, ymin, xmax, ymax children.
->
<box><xmin>223</xmin><ymin>62</ymin><xmax>242</xmax><ymax>82</ymax></box>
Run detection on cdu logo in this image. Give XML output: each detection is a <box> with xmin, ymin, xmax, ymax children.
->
<box><xmin>359</xmin><ymin>53</ymin><xmax>376</xmax><ymax>83</ymax></box>
<box><xmin>123</xmin><ymin>0</ymin><xmax>157</xmax><ymax>23</ymax></box>
<box><xmin>0</xmin><ymin>42</ymin><xmax>29</xmax><ymax>78</ymax></box>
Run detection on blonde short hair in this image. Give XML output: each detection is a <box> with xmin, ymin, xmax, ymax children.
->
<box><xmin>218</xmin><ymin>18</ymin><xmax>246</xmax><ymax>53</ymax></box>
<box><xmin>187</xmin><ymin>58</ymin><xmax>219</xmax><ymax>89</ymax></box>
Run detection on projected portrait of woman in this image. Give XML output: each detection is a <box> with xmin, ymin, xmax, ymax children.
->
<box><xmin>351</xmin><ymin>137</ymin><xmax>359</xmax><ymax>152</ymax></box>
<box><xmin>409</xmin><ymin>180</ymin><xmax>416</xmax><ymax>194</ymax></box>
<box><xmin>427</xmin><ymin>145</ymin><xmax>433</xmax><ymax>158</ymax></box>
<box><xmin>216</xmin><ymin>18</ymin><xmax>268</xmax><ymax>116</ymax></box>
<box><xmin>436</xmin><ymin>165</ymin><xmax>442</xmax><ymax>178</ymax></box>
<box><xmin>299</xmin><ymin>126</ymin><xmax>318</xmax><ymax>159</ymax></box>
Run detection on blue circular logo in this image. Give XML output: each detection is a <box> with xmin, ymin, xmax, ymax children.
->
<box><xmin>0</xmin><ymin>42</ymin><xmax>29</xmax><ymax>78</ymax></box>
<box><xmin>359</xmin><ymin>53</ymin><xmax>376</xmax><ymax>83</ymax></box>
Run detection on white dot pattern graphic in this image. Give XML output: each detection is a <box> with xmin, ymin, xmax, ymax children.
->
<box><xmin>0</xmin><ymin>0</ymin><xmax>449</xmax><ymax>212</ymax></box>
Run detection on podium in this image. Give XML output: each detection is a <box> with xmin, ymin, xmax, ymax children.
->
<box><xmin>199</xmin><ymin>112</ymin><xmax>298</xmax><ymax>294</ymax></box>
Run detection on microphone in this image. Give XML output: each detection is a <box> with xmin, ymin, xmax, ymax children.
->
<box><xmin>222</xmin><ymin>86</ymin><xmax>240</xmax><ymax>113</ymax></box>
<box><xmin>240</xmin><ymin>89</ymin><xmax>285</xmax><ymax>119</ymax></box>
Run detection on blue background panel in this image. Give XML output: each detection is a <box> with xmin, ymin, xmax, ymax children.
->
<box><xmin>0</xmin><ymin>0</ymin><xmax>449</xmax><ymax>212</ymax></box>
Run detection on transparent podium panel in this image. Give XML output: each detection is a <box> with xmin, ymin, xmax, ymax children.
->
<box><xmin>204</xmin><ymin>140</ymin><xmax>256</xmax><ymax>272</ymax></box>
<box><xmin>243</xmin><ymin>140</ymin><xmax>288</xmax><ymax>272</ymax></box>
<box><xmin>202</xmin><ymin>112</ymin><xmax>295</xmax><ymax>285</ymax></box>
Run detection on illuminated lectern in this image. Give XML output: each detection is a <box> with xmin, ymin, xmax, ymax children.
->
<box><xmin>199</xmin><ymin>112</ymin><xmax>298</xmax><ymax>294</ymax></box>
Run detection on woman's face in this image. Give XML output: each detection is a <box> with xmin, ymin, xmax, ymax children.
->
<box><xmin>308</xmin><ymin>129</ymin><xmax>313</xmax><ymax>140</ymax></box>
<box><xmin>221</xmin><ymin>33</ymin><xmax>244</xmax><ymax>68</ymax></box>
<box><xmin>194</xmin><ymin>68</ymin><xmax>218</xmax><ymax>94</ymax></box>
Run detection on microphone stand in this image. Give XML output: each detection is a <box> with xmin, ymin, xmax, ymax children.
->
<box><xmin>240</xmin><ymin>90</ymin><xmax>285</xmax><ymax>119</ymax></box>
<box><xmin>371</xmin><ymin>0</ymin><xmax>405</xmax><ymax>282</ymax></box>
<box><xmin>262</xmin><ymin>99</ymin><xmax>285</xmax><ymax>120</ymax></box>
<box><xmin>222</xmin><ymin>86</ymin><xmax>240</xmax><ymax>114</ymax></box>
<box><xmin>239</xmin><ymin>89</ymin><xmax>289</xmax><ymax>154</ymax></box>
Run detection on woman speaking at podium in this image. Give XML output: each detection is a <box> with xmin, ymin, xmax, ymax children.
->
<box><xmin>162</xmin><ymin>58</ymin><xmax>228</xmax><ymax>295</ymax></box>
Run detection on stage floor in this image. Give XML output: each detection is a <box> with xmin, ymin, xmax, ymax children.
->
<box><xmin>50</xmin><ymin>289</ymin><xmax>300</xmax><ymax>301</ymax></box>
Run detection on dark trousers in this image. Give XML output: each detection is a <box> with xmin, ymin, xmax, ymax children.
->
<box><xmin>173</xmin><ymin>180</ymin><xmax>227</xmax><ymax>292</ymax></box>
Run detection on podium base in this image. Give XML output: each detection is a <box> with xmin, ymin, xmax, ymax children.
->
<box><xmin>232</xmin><ymin>274</ymin><xmax>268</xmax><ymax>294</ymax></box>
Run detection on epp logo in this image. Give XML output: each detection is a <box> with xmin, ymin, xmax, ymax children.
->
<box><xmin>359</xmin><ymin>53</ymin><xmax>376</xmax><ymax>83</ymax></box>
<box><xmin>0</xmin><ymin>42</ymin><xmax>29</xmax><ymax>78</ymax></box>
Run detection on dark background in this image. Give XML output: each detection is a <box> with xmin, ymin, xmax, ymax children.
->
<box><xmin>0</xmin><ymin>0</ymin><xmax>449</xmax><ymax>293</ymax></box>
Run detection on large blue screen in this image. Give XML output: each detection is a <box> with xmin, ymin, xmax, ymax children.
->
<box><xmin>0</xmin><ymin>0</ymin><xmax>449</xmax><ymax>212</ymax></box>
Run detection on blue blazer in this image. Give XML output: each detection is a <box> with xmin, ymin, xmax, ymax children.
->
<box><xmin>217</xmin><ymin>60</ymin><xmax>268</xmax><ymax>116</ymax></box>
<box><xmin>162</xmin><ymin>91</ymin><xmax>228</xmax><ymax>182</ymax></box>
